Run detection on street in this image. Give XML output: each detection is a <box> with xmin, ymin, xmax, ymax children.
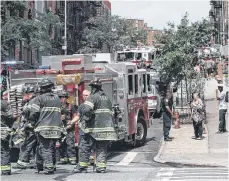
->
<box><xmin>3</xmin><ymin>118</ymin><xmax>228</xmax><ymax>181</ymax></box>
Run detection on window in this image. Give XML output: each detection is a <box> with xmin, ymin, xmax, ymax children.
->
<box><xmin>128</xmin><ymin>75</ymin><xmax>133</xmax><ymax>95</ymax></box>
<box><xmin>135</xmin><ymin>53</ymin><xmax>142</xmax><ymax>60</ymax></box>
<box><xmin>134</xmin><ymin>74</ymin><xmax>138</xmax><ymax>94</ymax></box>
<box><xmin>117</xmin><ymin>52</ymin><xmax>134</xmax><ymax>61</ymax></box>
<box><xmin>147</xmin><ymin>74</ymin><xmax>151</xmax><ymax>92</ymax></box>
<box><xmin>142</xmin><ymin>74</ymin><xmax>146</xmax><ymax>93</ymax></box>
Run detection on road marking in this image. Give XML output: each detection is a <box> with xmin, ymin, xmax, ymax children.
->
<box><xmin>152</xmin><ymin>168</ymin><xmax>175</xmax><ymax>181</ymax></box>
<box><xmin>116</xmin><ymin>152</ymin><xmax>138</xmax><ymax>166</ymax></box>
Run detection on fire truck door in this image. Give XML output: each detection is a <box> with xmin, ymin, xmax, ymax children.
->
<box><xmin>127</xmin><ymin>67</ymin><xmax>135</xmax><ymax>135</ymax></box>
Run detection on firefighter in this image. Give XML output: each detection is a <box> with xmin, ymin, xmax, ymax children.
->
<box><xmin>1</xmin><ymin>98</ymin><xmax>14</xmax><ymax>175</ymax></box>
<box><xmin>67</xmin><ymin>90</ymin><xmax>95</xmax><ymax>165</ymax></box>
<box><xmin>74</xmin><ymin>77</ymin><xmax>118</xmax><ymax>173</ymax></box>
<box><xmin>15</xmin><ymin>85</ymin><xmax>37</xmax><ymax>169</ymax></box>
<box><xmin>58</xmin><ymin>90</ymin><xmax>77</xmax><ymax>165</ymax></box>
<box><xmin>28</xmin><ymin>78</ymin><xmax>63</xmax><ymax>174</ymax></box>
<box><xmin>162</xmin><ymin>86</ymin><xmax>174</xmax><ymax>141</ymax></box>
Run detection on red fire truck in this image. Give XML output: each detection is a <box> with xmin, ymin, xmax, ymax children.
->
<box><xmin>10</xmin><ymin>55</ymin><xmax>151</xmax><ymax>147</ymax></box>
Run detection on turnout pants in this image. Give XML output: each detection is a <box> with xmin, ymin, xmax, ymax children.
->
<box><xmin>1</xmin><ymin>140</ymin><xmax>11</xmax><ymax>174</ymax></box>
<box><xmin>36</xmin><ymin>134</ymin><xmax>56</xmax><ymax>172</ymax></box>
<box><xmin>79</xmin><ymin>133</ymin><xmax>108</xmax><ymax>171</ymax></box>
<box><xmin>18</xmin><ymin>130</ymin><xmax>36</xmax><ymax>165</ymax></box>
<box><xmin>162</xmin><ymin>112</ymin><xmax>172</xmax><ymax>139</ymax></box>
<box><xmin>66</xmin><ymin>130</ymin><xmax>76</xmax><ymax>163</ymax></box>
<box><xmin>59</xmin><ymin>130</ymin><xmax>76</xmax><ymax>163</ymax></box>
<box><xmin>219</xmin><ymin>109</ymin><xmax>227</xmax><ymax>132</ymax></box>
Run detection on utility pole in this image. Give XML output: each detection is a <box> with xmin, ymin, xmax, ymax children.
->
<box><xmin>64</xmin><ymin>0</ymin><xmax>67</xmax><ymax>55</ymax></box>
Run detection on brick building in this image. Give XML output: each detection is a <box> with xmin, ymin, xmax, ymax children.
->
<box><xmin>127</xmin><ymin>18</ymin><xmax>162</xmax><ymax>46</ymax></box>
<box><xmin>1</xmin><ymin>1</ymin><xmax>103</xmax><ymax>65</ymax></box>
<box><xmin>96</xmin><ymin>0</ymin><xmax>111</xmax><ymax>16</ymax></box>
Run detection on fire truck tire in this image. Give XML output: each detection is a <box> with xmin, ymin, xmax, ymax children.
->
<box><xmin>135</xmin><ymin>118</ymin><xmax>147</xmax><ymax>147</ymax></box>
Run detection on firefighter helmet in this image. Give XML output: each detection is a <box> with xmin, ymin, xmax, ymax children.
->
<box><xmin>40</xmin><ymin>78</ymin><xmax>54</xmax><ymax>89</ymax></box>
<box><xmin>22</xmin><ymin>85</ymin><xmax>35</xmax><ymax>94</ymax></box>
<box><xmin>89</xmin><ymin>77</ymin><xmax>102</xmax><ymax>87</ymax></box>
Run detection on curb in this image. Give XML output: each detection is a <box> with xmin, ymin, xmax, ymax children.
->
<box><xmin>204</xmin><ymin>120</ymin><xmax>210</xmax><ymax>154</ymax></box>
<box><xmin>153</xmin><ymin>138</ymin><xmax>166</xmax><ymax>163</ymax></box>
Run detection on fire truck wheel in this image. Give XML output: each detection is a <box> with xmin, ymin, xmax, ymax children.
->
<box><xmin>135</xmin><ymin>118</ymin><xmax>147</xmax><ymax>147</ymax></box>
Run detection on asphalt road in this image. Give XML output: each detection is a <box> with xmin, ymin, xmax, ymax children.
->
<box><xmin>3</xmin><ymin>118</ymin><xmax>228</xmax><ymax>181</ymax></box>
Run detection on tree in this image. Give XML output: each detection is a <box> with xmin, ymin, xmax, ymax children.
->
<box><xmin>78</xmin><ymin>15</ymin><xmax>148</xmax><ymax>53</ymax></box>
<box><xmin>1</xmin><ymin>1</ymin><xmax>62</xmax><ymax>62</ymax></box>
<box><xmin>154</xmin><ymin>13</ymin><xmax>212</xmax><ymax>85</ymax></box>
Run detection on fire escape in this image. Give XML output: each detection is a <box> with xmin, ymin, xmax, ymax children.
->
<box><xmin>56</xmin><ymin>1</ymin><xmax>102</xmax><ymax>54</ymax></box>
<box><xmin>209</xmin><ymin>0</ymin><xmax>223</xmax><ymax>44</ymax></box>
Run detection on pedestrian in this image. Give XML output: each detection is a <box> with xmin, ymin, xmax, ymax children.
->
<box><xmin>29</xmin><ymin>78</ymin><xmax>63</xmax><ymax>174</ymax></box>
<box><xmin>191</xmin><ymin>91</ymin><xmax>204</xmax><ymax>140</ymax></box>
<box><xmin>15</xmin><ymin>85</ymin><xmax>37</xmax><ymax>169</ymax></box>
<box><xmin>58</xmin><ymin>90</ymin><xmax>77</xmax><ymax>165</ymax></box>
<box><xmin>162</xmin><ymin>86</ymin><xmax>173</xmax><ymax>141</ymax></box>
<box><xmin>1</xmin><ymin>97</ymin><xmax>15</xmax><ymax>175</ymax></box>
<box><xmin>215</xmin><ymin>83</ymin><xmax>228</xmax><ymax>134</ymax></box>
<box><xmin>73</xmin><ymin>77</ymin><xmax>118</xmax><ymax>173</ymax></box>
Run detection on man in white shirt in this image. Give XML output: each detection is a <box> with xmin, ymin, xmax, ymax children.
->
<box><xmin>215</xmin><ymin>84</ymin><xmax>228</xmax><ymax>133</ymax></box>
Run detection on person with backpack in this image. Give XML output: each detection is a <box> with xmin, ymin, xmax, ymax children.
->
<box><xmin>215</xmin><ymin>83</ymin><xmax>228</xmax><ymax>134</ymax></box>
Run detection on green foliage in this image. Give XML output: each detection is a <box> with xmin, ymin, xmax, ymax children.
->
<box><xmin>1</xmin><ymin>1</ymin><xmax>62</xmax><ymax>60</ymax></box>
<box><xmin>155</xmin><ymin>13</ymin><xmax>212</xmax><ymax>85</ymax></box>
<box><xmin>78</xmin><ymin>15</ymin><xmax>148</xmax><ymax>53</ymax></box>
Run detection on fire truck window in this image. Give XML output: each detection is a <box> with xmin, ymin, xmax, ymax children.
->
<box><xmin>147</xmin><ymin>74</ymin><xmax>151</xmax><ymax>91</ymax></box>
<box><xmin>135</xmin><ymin>53</ymin><xmax>142</xmax><ymax>60</ymax></box>
<box><xmin>143</xmin><ymin>74</ymin><xmax>146</xmax><ymax>93</ymax></box>
<box><xmin>134</xmin><ymin>74</ymin><xmax>138</xmax><ymax>94</ymax></box>
<box><xmin>128</xmin><ymin>75</ymin><xmax>133</xmax><ymax>95</ymax></box>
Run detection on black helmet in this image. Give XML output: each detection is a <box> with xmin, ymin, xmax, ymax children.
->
<box><xmin>22</xmin><ymin>85</ymin><xmax>35</xmax><ymax>94</ymax></box>
<box><xmin>89</xmin><ymin>77</ymin><xmax>102</xmax><ymax>87</ymax></box>
<box><xmin>40</xmin><ymin>78</ymin><xmax>54</xmax><ymax>89</ymax></box>
<box><xmin>58</xmin><ymin>90</ymin><xmax>68</xmax><ymax>98</ymax></box>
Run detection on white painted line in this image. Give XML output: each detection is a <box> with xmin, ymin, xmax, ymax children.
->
<box><xmin>116</xmin><ymin>152</ymin><xmax>138</xmax><ymax>166</ymax></box>
<box><xmin>172</xmin><ymin>172</ymin><xmax>229</xmax><ymax>175</ymax></box>
<box><xmin>153</xmin><ymin>138</ymin><xmax>166</xmax><ymax>163</ymax></box>
<box><xmin>156</xmin><ymin>168</ymin><xmax>175</xmax><ymax>177</ymax></box>
<box><xmin>171</xmin><ymin>176</ymin><xmax>229</xmax><ymax>179</ymax></box>
<box><xmin>160</xmin><ymin>167</ymin><xmax>228</xmax><ymax>170</ymax></box>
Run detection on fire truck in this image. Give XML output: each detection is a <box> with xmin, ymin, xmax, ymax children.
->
<box><xmin>116</xmin><ymin>46</ymin><xmax>162</xmax><ymax>117</ymax></box>
<box><xmin>116</xmin><ymin>46</ymin><xmax>157</xmax><ymax>68</ymax></box>
<box><xmin>10</xmin><ymin>54</ymin><xmax>151</xmax><ymax>147</ymax></box>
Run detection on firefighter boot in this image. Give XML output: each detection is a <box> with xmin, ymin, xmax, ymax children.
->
<box><xmin>72</xmin><ymin>164</ymin><xmax>87</xmax><ymax>173</ymax></box>
<box><xmin>1</xmin><ymin>171</ymin><xmax>11</xmax><ymax>175</ymax></box>
<box><xmin>44</xmin><ymin>168</ymin><xmax>54</xmax><ymax>175</ymax></box>
<box><xmin>96</xmin><ymin>168</ymin><xmax>106</xmax><ymax>173</ymax></box>
<box><xmin>35</xmin><ymin>163</ymin><xmax>44</xmax><ymax>173</ymax></box>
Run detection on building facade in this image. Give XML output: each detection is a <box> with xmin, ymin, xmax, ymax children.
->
<box><xmin>96</xmin><ymin>0</ymin><xmax>111</xmax><ymax>16</ymax></box>
<box><xmin>209</xmin><ymin>0</ymin><xmax>228</xmax><ymax>46</ymax></box>
<box><xmin>1</xmin><ymin>1</ymin><xmax>103</xmax><ymax>65</ymax></box>
<box><xmin>127</xmin><ymin>18</ymin><xmax>162</xmax><ymax>46</ymax></box>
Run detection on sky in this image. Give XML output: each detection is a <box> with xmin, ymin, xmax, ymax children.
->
<box><xmin>111</xmin><ymin>0</ymin><xmax>211</xmax><ymax>30</ymax></box>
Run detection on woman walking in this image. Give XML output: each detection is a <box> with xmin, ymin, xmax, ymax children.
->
<box><xmin>191</xmin><ymin>91</ymin><xmax>204</xmax><ymax>140</ymax></box>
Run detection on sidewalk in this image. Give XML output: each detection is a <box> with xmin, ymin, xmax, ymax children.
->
<box><xmin>154</xmin><ymin>79</ymin><xmax>228</xmax><ymax>167</ymax></box>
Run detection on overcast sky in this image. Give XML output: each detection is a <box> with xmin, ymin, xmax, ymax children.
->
<box><xmin>111</xmin><ymin>0</ymin><xmax>211</xmax><ymax>30</ymax></box>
